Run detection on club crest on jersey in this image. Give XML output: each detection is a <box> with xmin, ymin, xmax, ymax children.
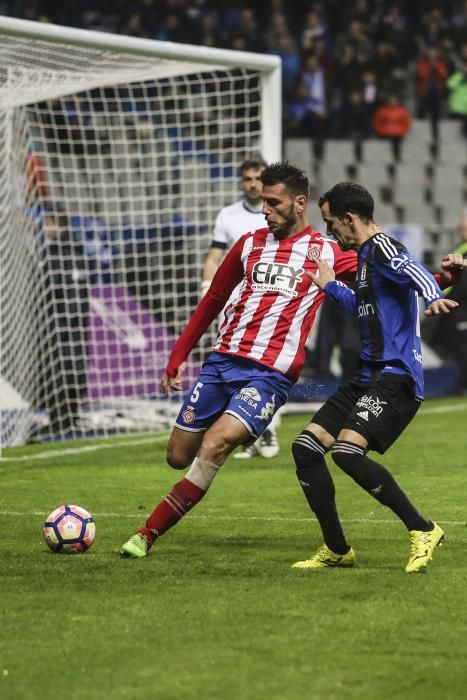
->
<box><xmin>306</xmin><ymin>244</ymin><xmax>321</xmax><ymax>261</ymax></box>
<box><xmin>182</xmin><ymin>406</ymin><xmax>196</xmax><ymax>423</ymax></box>
<box><xmin>251</xmin><ymin>261</ymin><xmax>303</xmax><ymax>297</ymax></box>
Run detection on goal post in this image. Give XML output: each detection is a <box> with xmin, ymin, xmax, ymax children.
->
<box><xmin>0</xmin><ymin>16</ymin><xmax>281</xmax><ymax>449</ymax></box>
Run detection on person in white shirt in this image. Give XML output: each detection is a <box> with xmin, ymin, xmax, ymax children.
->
<box><xmin>201</xmin><ymin>157</ymin><xmax>281</xmax><ymax>459</ymax></box>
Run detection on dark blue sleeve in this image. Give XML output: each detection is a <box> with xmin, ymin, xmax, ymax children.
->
<box><xmin>324</xmin><ymin>280</ymin><xmax>357</xmax><ymax>314</ymax></box>
<box><xmin>374</xmin><ymin>245</ymin><xmax>444</xmax><ymax>307</ymax></box>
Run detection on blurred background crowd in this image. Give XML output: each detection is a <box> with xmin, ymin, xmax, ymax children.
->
<box><xmin>2</xmin><ymin>0</ymin><xmax>466</xmax><ymax>400</ymax></box>
<box><xmin>3</xmin><ymin>0</ymin><xmax>467</xmax><ymax>143</ymax></box>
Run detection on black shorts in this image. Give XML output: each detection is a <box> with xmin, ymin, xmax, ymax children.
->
<box><xmin>311</xmin><ymin>373</ymin><xmax>421</xmax><ymax>454</ymax></box>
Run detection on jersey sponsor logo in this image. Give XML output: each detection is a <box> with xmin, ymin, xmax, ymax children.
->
<box><xmin>251</xmin><ymin>261</ymin><xmax>303</xmax><ymax>297</ymax></box>
<box><xmin>235</xmin><ymin>386</ymin><xmax>262</xmax><ymax>408</ymax></box>
<box><xmin>356</xmin><ymin>410</ymin><xmax>369</xmax><ymax>421</ymax></box>
<box><xmin>306</xmin><ymin>244</ymin><xmax>321</xmax><ymax>261</ymax></box>
<box><xmin>357</xmin><ymin>301</ymin><xmax>375</xmax><ymax>317</ymax></box>
<box><xmin>254</xmin><ymin>394</ymin><xmax>277</xmax><ymax>421</ymax></box>
<box><xmin>182</xmin><ymin>406</ymin><xmax>196</xmax><ymax>423</ymax></box>
<box><xmin>412</xmin><ymin>348</ymin><xmax>423</xmax><ymax>363</ymax></box>
<box><xmin>356</xmin><ymin>395</ymin><xmax>387</xmax><ymax>417</ymax></box>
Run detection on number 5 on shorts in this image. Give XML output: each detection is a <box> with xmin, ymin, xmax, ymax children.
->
<box><xmin>190</xmin><ymin>382</ymin><xmax>203</xmax><ymax>403</ymax></box>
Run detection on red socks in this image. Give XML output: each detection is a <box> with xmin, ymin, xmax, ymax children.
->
<box><xmin>138</xmin><ymin>478</ymin><xmax>205</xmax><ymax>547</ymax></box>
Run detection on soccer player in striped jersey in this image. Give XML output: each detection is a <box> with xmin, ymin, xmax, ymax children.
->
<box><xmin>201</xmin><ymin>157</ymin><xmax>281</xmax><ymax>459</ymax></box>
<box><xmin>120</xmin><ymin>161</ymin><xmax>359</xmax><ymax>559</ymax></box>
<box><xmin>292</xmin><ymin>181</ymin><xmax>464</xmax><ymax>573</ymax></box>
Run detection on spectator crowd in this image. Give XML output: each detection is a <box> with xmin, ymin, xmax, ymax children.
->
<box><xmin>4</xmin><ymin>0</ymin><xmax>467</xmax><ymax>142</ymax></box>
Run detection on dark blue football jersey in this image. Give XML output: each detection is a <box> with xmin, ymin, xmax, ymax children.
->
<box><xmin>324</xmin><ymin>232</ymin><xmax>444</xmax><ymax>399</ymax></box>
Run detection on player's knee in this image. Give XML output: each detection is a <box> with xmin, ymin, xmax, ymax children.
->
<box><xmin>331</xmin><ymin>440</ymin><xmax>365</xmax><ymax>475</ymax></box>
<box><xmin>292</xmin><ymin>431</ymin><xmax>327</xmax><ymax>472</ymax></box>
<box><xmin>292</xmin><ymin>430</ymin><xmax>327</xmax><ymax>488</ymax></box>
<box><xmin>166</xmin><ymin>445</ymin><xmax>191</xmax><ymax>470</ymax></box>
<box><xmin>293</xmin><ymin>431</ymin><xmax>335</xmax><ymax>502</ymax></box>
<box><xmin>199</xmin><ymin>431</ymin><xmax>232</xmax><ymax>466</ymax></box>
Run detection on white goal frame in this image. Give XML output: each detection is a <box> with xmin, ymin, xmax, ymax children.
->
<box><xmin>0</xmin><ymin>16</ymin><xmax>281</xmax><ymax>450</ymax></box>
<box><xmin>0</xmin><ymin>16</ymin><xmax>281</xmax><ymax>159</ymax></box>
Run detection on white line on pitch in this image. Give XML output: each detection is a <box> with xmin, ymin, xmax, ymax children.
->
<box><xmin>421</xmin><ymin>403</ymin><xmax>467</xmax><ymax>414</ymax></box>
<box><xmin>0</xmin><ymin>434</ymin><xmax>170</xmax><ymax>462</ymax></box>
<box><xmin>1</xmin><ymin>401</ymin><xmax>465</xmax><ymax>463</ymax></box>
<box><xmin>0</xmin><ymin>510</ymin><xmax>465</xmax><ymax>527</ymax></box>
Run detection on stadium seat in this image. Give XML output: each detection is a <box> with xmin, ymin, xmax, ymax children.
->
<box><xmin>399</xmin><ymin>201</ymin><xmax>436</xmax><ymax>227</ymax></box>
<box><xmin>356</xmin><ymin>163</ymin><xmax>390</xmax><ymax>190</ymax></box>
<box><xmin>407</xmin><ymin>119</ymin><xmax>432</xmax><ymax>144</ymax></box>
<box><xmin>437</xmin><ymin>206</ymin><xmax>466</xmax><ymax>227</ymax></box>
<box><xmin>438</xmin><ymin>119</ymin><xmax>463</xmax><ymax>143</ymax></box>
<box><xmin>322</xmin><ymin>139</ymin><xmax>356</xmax><ymax>165</ymax></box>
<box><xmin>361</xmin><ymin>138</ymin><xmax>394</xmax><ymax>163</ymax></box>
<box><xmin>399</xmin><ymin>139</ymin><xmax>432</xmax><ymax>165</ymax></box>
<box><xmin>392</xmin><ymin>164</ymin><xmax>428</xmax><ymax>206</ymax></box>
<box><xmin>430</xmin><ymin>164</ymin><xmax>465</xmax><ymax>207</ymax></box>
<box><xmin>435</xmin><ymin>140</ymin><xmax>467</xmax><ymax>166</ymax></box>
<box><xmin>393</xmin><ymin>162</ymin><xmax>428</xmax><ymax>186</ymax></box>
<box><xmin>284</xmin><ymin>139</ymin><xmax>314</xmax><ymax>175</ymax></box>
<box><xmin>374</xmin><ymin>202</ymin><xmax>396</xmax><ymax>225</ymax></box>
<box><xmin>317</xmin><ymin>161</ymin><xmax>349</xmax><ymax>189</ymax></box>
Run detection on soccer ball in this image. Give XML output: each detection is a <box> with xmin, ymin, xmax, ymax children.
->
<box><xmin>43</xmin><ymin>504</ymin><xmax>96</xmax><ymax>553</ymax></box>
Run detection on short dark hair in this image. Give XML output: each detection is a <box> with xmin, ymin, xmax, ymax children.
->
<box><xmin>240</xmin><ymin>156</ymin><xmax>267</xmax><ymax>174</ymax></box>
<box><xmin>319</xmin><ymin>182</ymin><xmax>374</xmax><ymax>222</ymax></box>
<box><xmin>260</xmin><ymin>160</ymin><xmax>310</xmax><ymax>198</ymax></box>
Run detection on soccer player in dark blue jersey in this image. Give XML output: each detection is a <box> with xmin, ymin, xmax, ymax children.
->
<box><xmin>292</xmin><ymin>181</ymin><xmax>464</xmax><ymax>573</ymax></box>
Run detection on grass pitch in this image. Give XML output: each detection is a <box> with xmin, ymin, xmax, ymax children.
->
<box><xmin>1</xmin><ymin>397</ymin><xmax>467</xmax><ymax>700</ymax></box>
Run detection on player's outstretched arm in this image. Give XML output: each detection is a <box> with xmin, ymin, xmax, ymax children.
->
<box><xmin>201</xmin><ymin>247</ymin><xmax>224</xmax><ymax>297</ymax></box>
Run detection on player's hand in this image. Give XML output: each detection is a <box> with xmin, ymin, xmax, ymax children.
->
<box><xmin>424</xmin><ymin>298</ymin><xmax>459</xmax><ymax>317</ymax></box>
<box><xmin>307</xmin><ymin>258</ymin><xmax>335</xmax><ymax>289</ymax></box>
<box><xmin>440</xmin><ymin>253</ymin><xmax>465</xmax><ymax>272</ymax></box>
<box><xmin>161</xmin><ymin>363</ymin><xmax>186</xmax><ymax>395</ymax></box>
<box><xmin>438</xmin><ymin>252</ymin><xmax>465</xmax><ymax>285</ymax></box>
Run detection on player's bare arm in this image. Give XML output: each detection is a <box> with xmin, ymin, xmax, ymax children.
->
<box><xmin>202</xmin><ymin>247</ymin><xmax>224</xmax><ymax>288</ymax></box>
<box><xmin>306</xmin><ymin>258</ymin><xmax>336</xmax><ymax>289</ymax></box>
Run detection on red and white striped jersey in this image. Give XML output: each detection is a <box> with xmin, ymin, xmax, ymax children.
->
<box><xmin>167</xmin><ymin>225</ymin><xmax>357</xmax><ymax>383</ymax></box>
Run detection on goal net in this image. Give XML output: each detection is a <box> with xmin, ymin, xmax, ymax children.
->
<box><xmin>0</xmin><ymin>16</ymin><xmax>281</xmax><ymax>448</ymax></box>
